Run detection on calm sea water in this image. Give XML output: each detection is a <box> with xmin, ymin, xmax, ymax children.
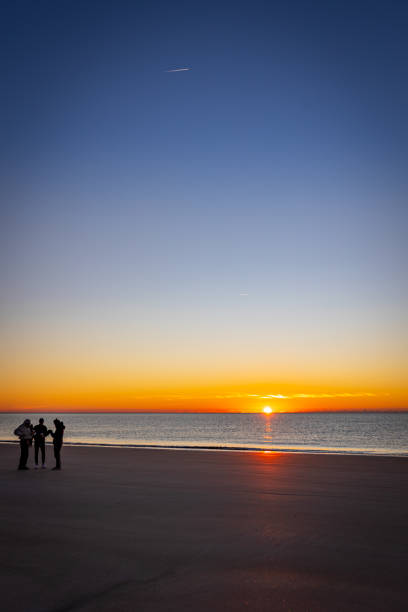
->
<box><xmin>1</xmin><ymin>412</ymin><xmax>407</xmax><ymax>456</ymax></box>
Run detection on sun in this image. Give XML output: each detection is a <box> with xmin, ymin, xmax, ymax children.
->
<box><xmin>263</xmin><ymin>406</ymin><xmax>273</xmax><ymax>414</ymax></box>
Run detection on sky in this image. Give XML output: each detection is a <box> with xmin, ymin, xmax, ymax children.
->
<box><xmin>1</xmin><ymin>0</ymin><xmax>407</xmax><ymax>413</ymax></box>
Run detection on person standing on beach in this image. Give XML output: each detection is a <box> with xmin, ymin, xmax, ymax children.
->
<box><xmin>33</xmin><ymin>418</ymin><xmax>49</xmax><ymax>469</ymax></box>
<box><xmin>49</xmin><ymin>419</ymin><xmax>65</xmax><ymax>470</ymax></box>
<box><xmin>14</xmin><ymin>419</ymin><xmax>34</xmax><ymax>470</ymax></box>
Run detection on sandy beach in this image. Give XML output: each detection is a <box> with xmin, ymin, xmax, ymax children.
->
<box><xmin>0</xmin><ymin>444</ymin><xmax>407</xmax><ymax>611</ymax></box>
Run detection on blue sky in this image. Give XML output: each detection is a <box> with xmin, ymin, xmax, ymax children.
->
<box><xmin>1</xmin><ymin>1</ymin><xmax>407</xmax><ymax>410</ymax></box>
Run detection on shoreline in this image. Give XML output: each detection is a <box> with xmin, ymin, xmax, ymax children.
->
<box><xmin>1</xmin><ymin>438</ymin><xmax>407</xmax><ymax>458</ymax></box>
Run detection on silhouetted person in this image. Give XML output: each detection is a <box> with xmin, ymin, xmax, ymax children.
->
<box><xmin>49</xmin><ymin>419</ymin><xmax>65</xmax><ymax>470</ymax></box>
<box><xmin>14</xmin><ymin>419</ymin><xmax>33</xmax><ymax>470</ymax></box>
<box><xmin>34</xmin><ymin>418</ymin><xmax>49</xmax><ymax>468</ymax></box>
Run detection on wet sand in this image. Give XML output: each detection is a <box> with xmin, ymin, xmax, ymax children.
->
<box><xmin>0</xmin><ymin>444</ymin><xmax>407</xmax><ymax>611</ymax></box>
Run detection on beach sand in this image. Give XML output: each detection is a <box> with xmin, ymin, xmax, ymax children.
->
<box><xmin>0</xmin><ymin>444</ymin><xmax>407</xmax><ymax>611</ymax></box>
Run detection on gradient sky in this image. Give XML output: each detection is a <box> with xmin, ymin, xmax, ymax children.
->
<box><xmin>1</xmin><ymin>0</ymin><xmax>407</xmax><ymax>412</ymax></box>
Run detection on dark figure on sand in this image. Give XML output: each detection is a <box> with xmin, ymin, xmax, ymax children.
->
<box><xmin>14</xmin><ymin>419</ymin><xmax>34</xmax><ymax>470</ymax></box>
<box><xmin>49</xmin><ymin>419</ymin><xmax>65</xmax><ymax>470</ymax></box>
<box><xmin>33</xmin><ymin>418</ymin><xmax>49</xmax><ymax>469</ymax></box>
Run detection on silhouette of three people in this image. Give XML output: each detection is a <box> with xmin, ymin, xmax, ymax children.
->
<box><xmin>14</xmin><ymin>417</ymin><xmax>65</xmax><ymax>470</ymax></box>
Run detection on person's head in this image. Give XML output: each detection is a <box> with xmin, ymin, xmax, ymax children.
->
<box><xmin>24</xmin><ymin>419</ymin><xmax>31</xmax><ymax>426</ymax></box>
<box><xmin>54</xmin><ymin>419</ymin><xmax>60</xmax><ymax>426</ymax></box>
<box><xmin>39</xmin><ymin>418</ymin><xmax>44</xmax><ymax>424</ymax></box>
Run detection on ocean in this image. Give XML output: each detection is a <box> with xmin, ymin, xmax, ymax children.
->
<box><xmin>1</xmin><ymin>412</ymin><xmax>407</xmax><ymax>456</ymax></box>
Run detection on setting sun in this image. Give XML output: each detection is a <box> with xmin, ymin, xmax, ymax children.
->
<box><xmin>263</xmin><ymin>406</ymin><xmax>273</xmax><ymax>414</ymax></box>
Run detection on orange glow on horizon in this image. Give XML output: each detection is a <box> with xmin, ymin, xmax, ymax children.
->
<box><xmin>0</xmin><ymin>379</ymin><xmax>406</xmax><ymax>413</ymax></box>
<box><xmin>1</xmin><ymin>311</ymin><xmax>407</xmax><ymax>413</ymax></box>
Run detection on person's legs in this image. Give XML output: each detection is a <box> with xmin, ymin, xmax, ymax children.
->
<box><xmin>24</xmin><ymin>441</ymin><xmax>30</xmax><ymax>467</ymax></box>
<box><xmin>40</xmin><ymin>442</ymin><xmax>45</xmax><ymax>465</ymax></box>
<box><xmin>18</xmin><ymin>441</ymin><xmax>24</xmax><ymax>468</ymax></box>
<box><xmin>18</xmin><ymin>440</ymin><xmax>28</xmax><ymax>469</ymax></box>
<box><xmin>53</xmin><ymin>444</ymin><xmax>61</xmax><ymax>469</ymax></box>
<box><xmin>34</xmin><ymin>442</ymin><xmax>39</xmax><ymax>465</ymax></box>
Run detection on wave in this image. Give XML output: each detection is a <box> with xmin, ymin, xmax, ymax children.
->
<box><xmin>1</xmin><ymin>439</ymin><xmax>407</xmax><ymax>457</ymax></box>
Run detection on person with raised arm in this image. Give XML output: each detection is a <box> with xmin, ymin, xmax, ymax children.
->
<box><xmin>49</xmin><ymin>419</ymin><xmax>65</xmax><ymax>470</ymax></box>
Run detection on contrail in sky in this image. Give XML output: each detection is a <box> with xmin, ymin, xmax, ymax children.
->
<box><xmin>165</xmin><ymin>67</ymin><xmax>191</xmax><ymax>72</ymax></box>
